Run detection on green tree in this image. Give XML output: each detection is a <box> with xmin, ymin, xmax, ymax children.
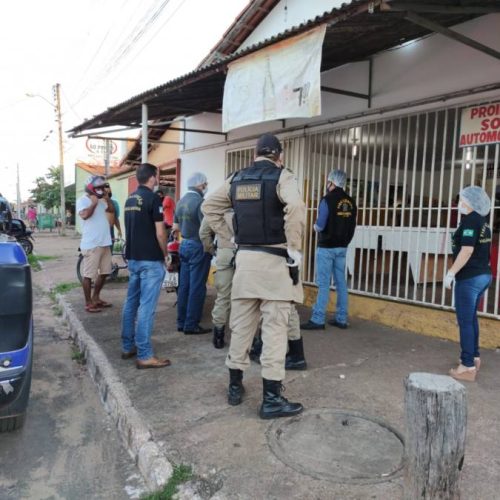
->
<box><xmin>31</xmin><ymin>166</ymin><xmax>74</xmax><ymax>211</ymax></box>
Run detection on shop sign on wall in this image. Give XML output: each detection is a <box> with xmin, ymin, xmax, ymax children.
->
<box><xmin>460</xmin><ymin>101</ymin><xmax>500</xmax><ymax>147</ymax></box>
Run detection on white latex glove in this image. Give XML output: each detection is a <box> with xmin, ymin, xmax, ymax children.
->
<box><xmin>444</xmin><ymin>270</ymin><xmax>455</xmax><ymax>289</ymax></box>
<box><xmin>286</xmin><ymin>248</ymin><xmax>302</xmax><ymax>268</ymax></box>
<box><xmin>313</xmin><ymin>224</ymin><xmax>321</xmax><ymax>233</ymax></box>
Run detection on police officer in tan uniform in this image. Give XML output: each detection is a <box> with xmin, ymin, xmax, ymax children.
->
<box><xmin>199</xmin><ymin>210</ymin><xmax>236</xmax><ymax>349</ymax></box>
<box><xmin>202</xmin><ymin>133</ymin><xmax>305</xmax><ymax>419</ymax></box>
<box><xmin>201</xmin><ymin>212</ymin><xmax>307</xmax><ymax>368</ymax></box>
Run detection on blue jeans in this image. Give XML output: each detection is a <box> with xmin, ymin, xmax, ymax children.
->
<box><xmin>177</xmin><ymin>239</ymin><xmax>212</xmax><ymax>330</ymax></box>
<box><xmin>311</xmin><ymin>247</ymin><xmax>348</xmax><ymax>325</ymax></box>
<box><xmin>121</xmin><ymin>260</ymin><xmax>165</xmax><ymax>360</ymax></box>
<box><xmin>454</xmin><ymin>274</ymin><xmax>492</xmax><ymax>368</ymax></box>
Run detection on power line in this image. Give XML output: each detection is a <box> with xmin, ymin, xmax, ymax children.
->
<box><xmin>106</xmin><ymin>0</ymin><xmax>188</xmax><ymax>88</ymax></box>
<box><xmin>61</xmin><ymin>86</ymin><xmax>82</xmax><ymax>122</ymax></box>
<box><xmin>73</xmin><ymin>0</ymin><xmax>152</xmax><ymax>94</ymax></box>
<box><xmin>0</xmin><ymin>97</ymin><xmax>31</xmax><ymax>112</ymax></box>
<box><xmin>72</xmin><ymin>0</ymin><xmax>171</xmax><ymax>107</ymax></box>
<box><xmin>97</xmin><ymin>0</ymin><xmax>172</xmax><ymax>79</ymax></box>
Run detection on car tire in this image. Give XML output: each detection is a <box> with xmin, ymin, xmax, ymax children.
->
<box><xmin>0</xmin><ymin>413</ymin><xmax>26</xmax><ymax>432</ymax></box>
<box><xmin>18</xmin><ymin>238</ymin><xmax>33</xmax><ymax>255</ymax></box>
<box><xmin>76</xmin><ymin>253</ymin><xmax>84</xmax><ymax>284</ymax></box>
<box><xmin>0</xmin><ymin>342</ymin><xmax>33</xmax><ymax>433</ymax></box>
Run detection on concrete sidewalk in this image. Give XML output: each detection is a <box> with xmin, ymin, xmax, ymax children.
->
<box><xmin>35</xmin><ymin>231</ymin><xmax>500</xmax><ymax>499</ymax></box>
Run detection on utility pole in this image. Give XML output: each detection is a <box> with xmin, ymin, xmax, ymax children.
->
<box><xmin>16</xmin><ymin>163</ymin><xmax>21</xmax><ymax>218</ymax></box>
<box><xmin>104</xmin><ymin>139</ymin><xmax>110</xmax><ymax>178</ymax></box>
<box><xmin>53</xmin><ymin>83</ymin><xmax>66</xmax><ymax>235</ymax></box>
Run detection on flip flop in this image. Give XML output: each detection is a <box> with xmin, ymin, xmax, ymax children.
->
<box><xmin>95</xmin><ymin>300</ymin><xmax>112</xmax><ymax>308</ymax></box>
<box><xmin>86</xmin><ymin>304</ymin><xmax>102</xmax><ymax>313</ymax></box>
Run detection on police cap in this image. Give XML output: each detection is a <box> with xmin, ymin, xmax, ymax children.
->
<box><xmin>256</xmin><ymin>133</ymin><xmax>282</xmax><ymax>156</ymax></box>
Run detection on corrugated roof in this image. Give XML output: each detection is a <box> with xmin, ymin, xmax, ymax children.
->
<box><xmin>76</xmin><ymin>162</ymin><xmax>122</xmax><ymax>177</ymax></box>
<box><xmin>198</xmin><ymin>0</ymin><xmax>280</xmax><ymax>67</ymax></box>
<box><xmin>70</xmin><ymin>0</ymin><xmax>498</xmax><ymax>135</ymax></box>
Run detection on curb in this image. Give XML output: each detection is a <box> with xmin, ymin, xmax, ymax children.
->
<box><xmin>57</xmin><ymin>294</ymin><xmax>173</xmax><ymax>491</ymax></box>
<box><xmin>38</xmin><ymin>261</ymin><xmax>173</xmax><ymax>492</ymax></box>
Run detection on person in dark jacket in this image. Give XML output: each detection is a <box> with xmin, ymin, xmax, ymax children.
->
<box><xmin>445</xmin><ymin>186</ymin><xmax>492</xmax><ymax>382</ymax></box>
<box><xmin>301</xmin><ymin>170</ymin><xmax>357</xmax><ymax>330</ymax></box>
<box><xmin>121</xmin><ymin>163</ymin><xmax>170</xmax><ymax>369</ymax></box>
<box><xmin>0</xmin><ymin>193</ymin><xmax>12</xmax><ymax>233</ymax></box>
<box><xmin>173</xmin><ymin>172</ymin><xmax>212</xmax><ymax>335</ymax></box>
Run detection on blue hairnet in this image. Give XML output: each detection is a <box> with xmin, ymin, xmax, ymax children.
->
<box><xmin>187</xmin><ymin>172</ymin><xmax>207</xmax><ymax>188</ymax></box>
<box><xmin>460</xmin><ymin>186</ymin><xmax>491</xmax><ymax>216</ymax></box>
<box><xmin>327</xmin><ymin>170</ymin><xmax>347</xmax><ymax>188</ymax></box>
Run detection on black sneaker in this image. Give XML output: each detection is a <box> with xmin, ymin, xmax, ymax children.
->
<box><xmin>300</xmin><ymin>320</ymin><xmax>325</xmax><ymax>330</ymax></box>
<box><xmin>184</xmin><ymin>325</ymin><xmax>211</xmax><ymax>335</ymax></box>
<box><xmin>327</xmin><ymin>319</ymin><xmax>348</xmax><ymax>329</ymax></box>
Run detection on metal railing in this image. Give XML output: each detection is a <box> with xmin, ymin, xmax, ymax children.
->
<box><xmin>225</xmin><ymin>100</ymin><xmax>500</xmax><ymax>319</ymax></box>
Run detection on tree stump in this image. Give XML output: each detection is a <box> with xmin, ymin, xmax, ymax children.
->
<box><xmin>404</xmin><ymin>373</ymin><xmax>467</xmax><ymax>500</ymax></box>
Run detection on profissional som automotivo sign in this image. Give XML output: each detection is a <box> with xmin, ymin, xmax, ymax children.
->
<box><xmin>460</xmin><ymin>101</ymin><xmax>500</xmax><ymax>148</ymax></box>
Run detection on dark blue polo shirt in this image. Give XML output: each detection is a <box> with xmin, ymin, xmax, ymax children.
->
<box><xmin>124</xmin><ymin>185</ymin><xmax>164</xmax><ymax>261</ymax></box>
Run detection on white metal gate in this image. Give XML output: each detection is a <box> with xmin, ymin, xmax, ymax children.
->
<box><xmin>225</xmin><ymin>100</ymin><xmax>500</xmax><ymax>319</ymax></box>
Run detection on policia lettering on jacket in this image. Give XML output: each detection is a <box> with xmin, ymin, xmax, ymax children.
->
<box><xmin>231</xmin><ymin>164</ymin><xmax>286</xmax><ymax>246</ymax></box>
<box><xmin>202</xmin><ymin>133</ymin><xmax>306</xmax><ymax>420</ymax></box>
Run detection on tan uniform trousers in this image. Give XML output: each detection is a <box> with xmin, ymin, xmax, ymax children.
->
<box><xmin>212</xmin><ymin>247</ymin><xmax>235</xmax><ymax>327</ymax></box>
<box><xmin>287</xmin><ymin>305</ymin><xmax>301</xmax><ymax>341</ymax></box>
<box><xmin>227</xmin><ymin>299</ymin><xmax>291</xmax><ymax>381</ymax></box>
<box><xmin>255</xmin><ymin>305</ymin><xmax>300</xmax><ymax>340</ymax></box>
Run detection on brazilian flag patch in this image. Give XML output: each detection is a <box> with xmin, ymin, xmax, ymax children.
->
<box><xmin>463</xmin><ymin>229</ymin><xmax>475</xmax><ymax>237</ymax></box>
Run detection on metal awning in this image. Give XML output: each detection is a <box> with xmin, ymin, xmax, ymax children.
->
<box><xmin>69</xmin><ymin>0</ymin><xmax>500</xmax><ymax>136</ymax></box>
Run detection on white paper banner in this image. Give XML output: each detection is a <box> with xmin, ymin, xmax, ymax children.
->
<box><xmin>222</xmin><ymin>25</ymin><xmax>327</xmax><ymax>132</ymax></box>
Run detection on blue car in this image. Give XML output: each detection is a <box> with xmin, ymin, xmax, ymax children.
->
<box><xmin>0</xmin><ymin>241</ymin><xmax>33</xmax><ymax>431</ymax></box>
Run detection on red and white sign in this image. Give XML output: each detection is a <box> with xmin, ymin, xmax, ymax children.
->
<box><xmin>459</xmin><ymin>102</ymin><xmax>500</xmax><ymax>148</ymax></box>
<box><xmin>85</xmin><ymin>138</ymin><xmax>118</xmax><ymax>156</ymax></box>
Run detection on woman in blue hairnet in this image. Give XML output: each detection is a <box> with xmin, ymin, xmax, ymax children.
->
<box><xmin>444</xmin><ymin>186</ymin><xmax>492</xmax><ymax>381</ymax></box>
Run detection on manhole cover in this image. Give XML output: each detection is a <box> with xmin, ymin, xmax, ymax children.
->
<box><xmin>267</xmin><ymin>409</ymin><xmax>404</xmax><ymax>484</ymax></box>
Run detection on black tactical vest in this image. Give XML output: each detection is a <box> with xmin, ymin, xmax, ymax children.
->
<box><xmin>230</xmin><ymin>161</ymin><xmax>286</xmax><ymax>245</ymax></box>
<box><xmin>318</xmin><ymin>188</ymin><xmax>357</xmax><ymax>248</ymax></box>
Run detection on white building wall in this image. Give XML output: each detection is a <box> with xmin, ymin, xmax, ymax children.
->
<box><xmin>181</xmin><ymin>13</ymin><xmax>500</xmax><ymax>194</ymax></box>
<box><xmin>372</xmin><ymin>14</ymin><xmax>500</xmax><ymax>107</ymax></box>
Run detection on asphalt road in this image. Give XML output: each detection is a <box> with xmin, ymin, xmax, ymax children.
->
<box><xmin>0</xmin><ymin>280</ymin><xmax>147</xmax><ymax>500</ymax></box>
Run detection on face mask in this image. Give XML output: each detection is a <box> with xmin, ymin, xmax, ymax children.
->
<box><xmin>153</xmin><ymin>184</ymin><xmax>159</xmax><ymax>193</ymax></box>
<box><xmin>458</xmin><ymin>201</ymin><xmax>469</xmax><ymax>215</ymax></box>
<box><xmin>202</xmin><ymin>186</ymin><xmax>208</xmax><ymax>196</ymax></box>
<box><xmin>94</xmin><ymin>188</ymin><xmax>104</xmax><ymax>198</ymax></box>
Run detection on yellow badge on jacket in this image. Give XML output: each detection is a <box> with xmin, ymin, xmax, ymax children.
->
<box><xmin>235</xmin><ymin>184</ymin><xmax>262</xmax><ymax>200</ymax></box>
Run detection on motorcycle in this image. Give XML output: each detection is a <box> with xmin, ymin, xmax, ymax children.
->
<box><xmin>163</xmin><ymin>237</ymin><xmax>180</xmax><ymax>294</ymax></box>
<box><xmin>1</xmin><ymin>219</ymin><xmax>34</xmax><ymax>255</ymax></box>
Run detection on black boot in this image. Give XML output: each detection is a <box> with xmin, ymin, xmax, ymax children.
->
<box><xmin>285</xmin><ymin>338</ymin><xmax>307</xmax><ymax>371</ymax></box>
<box><xmin>213</xmin><ymin>325</ymin><xmax>225</xmax><ymax>349</ymax></box>
<box><xmin>249</xmin><ymin>334</ymin><xmax>263</xmax><ymax>363</ymax></box>
<box><xmin>259</xmin><ymin>379</ymin><xmax>303</xmax><ymax>419</ymax></box>
<box><xmin>228</xmin><ymin>369</ymin><xmax>244</xmax><ymax>406</ymax></box>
